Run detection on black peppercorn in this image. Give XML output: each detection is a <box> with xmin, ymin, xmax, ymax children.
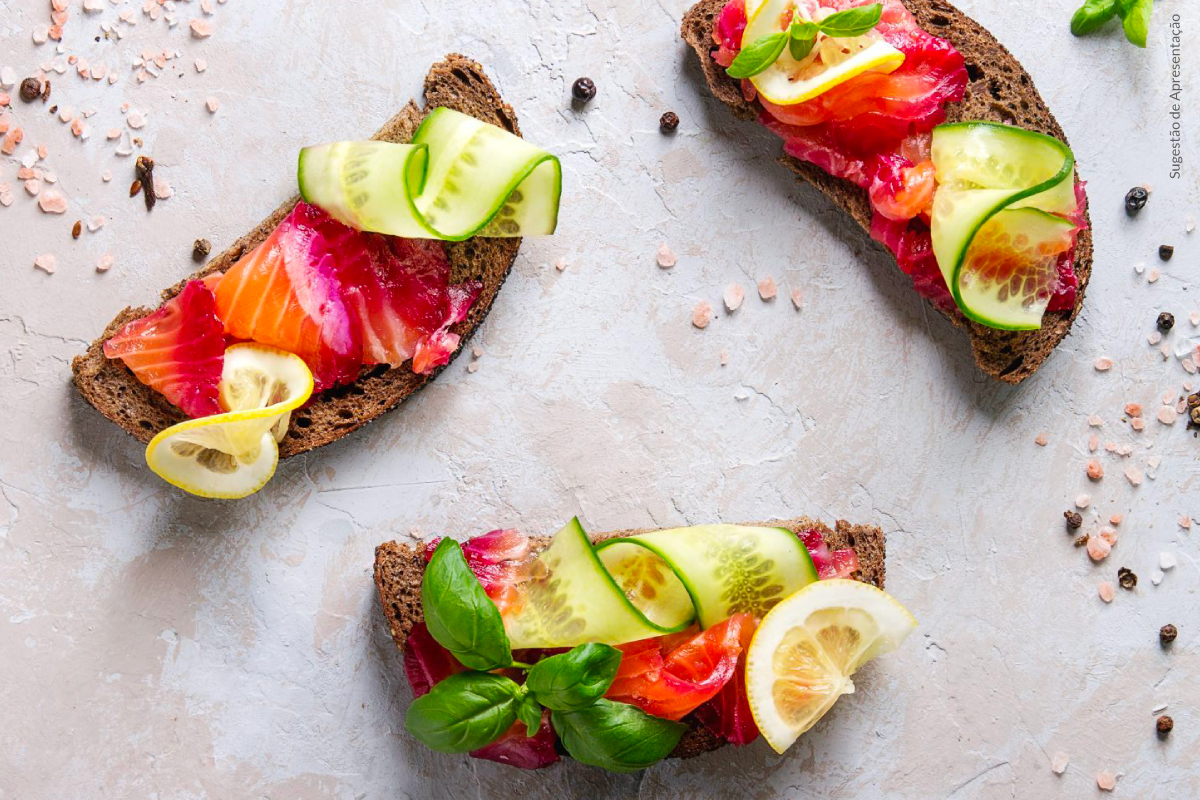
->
<box><xmin>1117</xmin><ymin>567</ymin><xmax>1137</xmax><ymax>591</ymax></box>
<box><xmin>1073</xmin><ymin>534</ymin><xmax>1089</xmax><ymax>548</ymax></box>
<box><xmin>571</xmin><ymin>77</ymin><xmax>596</xmax><ymax>103</ymax></box>
<box><xmin>192</xmin><ymin>238</ymin><xmax>212</xmax><ymax>261</ymax></box>
<box><xmin>1157</xmin><ymin>312</ymin><xmax>1175</xmax><ymax>331</ymax></box>
<box><xmin>659</xmin><ymin>111</ymin><xmax>679</xmax><ymax>133</ymax></box>
<box><xmin>1159</xmin><ymin>245</ymin><xmax>1174</xmax><ymax>261</ymax></box>
<box><xmin>1157</xmin><ymin>715</ymin><xmax>1173</xmax><ymax>737</ymax></box>
<box><xmin>1064</xmin><ymin>510</ymin><xmax>1083</xmax><ymax>529</ymax></box>
<box><xmin>1160</xmin><ymin>624</ymin><xmax>1177</xmax><ymax>645</ymax></box>
<box><xmin>19</xmin><ymin>77</ymin><xmax>42</xmax><ymax>103</ymax></box>
<box><xmin>1125</xmin><ymin>186</ymin><xmax>1149</xmax><ymax>215</ymax></box>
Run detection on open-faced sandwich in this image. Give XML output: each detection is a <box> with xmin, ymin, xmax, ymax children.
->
<box><xmin>375</xmin><ymin>517</ymin><xmax>914</xmax><ymax>770</ymax></box>
<box><xmin>72</xmin><ymin>56</ymin><xmax>561</xmax><ymax>498</ymax></box>
<box><xmin>683</xmin><ymin>0</ymin><xmax>1092</xmax><ymax>382</ymax></box>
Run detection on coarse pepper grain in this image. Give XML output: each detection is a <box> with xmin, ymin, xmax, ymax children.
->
<box><xmin>1117</xmin><ymin>567</ymin><xmax>1137</xmax><ymax>591</ymax></box>
<box><xmin>1157</xmin><ymin>312</ymin><xmax>1175</xmax><ymax>331</ymax></box>
<box><xmin>659</xmin><ymin>111</ymin><xmax>680</xmax><ymax>133</ymax></box>
<box><xmin>1160</xmin><ymin>624</ymin><xmax>1177</xmax><ymax>645</ymax></box>
<box><xmin>19</xmin><ymin>77</ymin><xmax>41</xmax><ymax>103</ymax></box>
<box><xmin>1125</xmin><ymin>186</ymin><xmax>1149</xmax><ymax>215</ymax></box>
<box><xmin>1158</xmin><ymin>245</ymin><xmax>1174</xmax><ymax>261</ymax></box>
<box><xmin>571</xmin><ymin>77</ymin><xmax>596</xmax><ymax>103</ymax></box>
<box><xmin>192</xmin><ymin>238</ymin><xmax>212</xmax><ymax>262</ymax></box>
<box><xmin>1157</xmin><ymin>715</ymin><xmax>1173</xmax><ymax>737</ymax></box>
<box><xmin>1065</xmin><ymin>510</ymin><xmax>1083</xmax><ymax>529</ymax></box>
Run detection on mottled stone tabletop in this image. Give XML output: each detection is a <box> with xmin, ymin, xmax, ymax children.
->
<box><xmin>1</xmin><ymin>0</ymin><xmax>1198</xmax><ymax>797</ymax></box>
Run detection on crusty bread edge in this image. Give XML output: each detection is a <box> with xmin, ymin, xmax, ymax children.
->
<box><xmin>373</xmin><ymin>517</ymin><xmax>886</xmax><ymax>762</ymax></box>
<box><xmin>681</xmin><ymin>0</ymin><xmax>1093</xmax><ymax>384</ymax></box>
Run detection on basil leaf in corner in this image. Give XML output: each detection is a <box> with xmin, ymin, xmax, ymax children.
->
<box><xmin>516</xmin><ymin>693</ymin><xmax>544</xmax><ymax>737</ymax></box>
<box><xmin>405</xmin><ymin>671</ymin><xmax>522</xmax><ymax>753</ymax></box>
<box><xmin>816</xmin><ymin>3</ymin><xmax>883</xmax><ymax>38</ymax></box>
<box><xmin>551</xmin><ymin>699</ymin><xmax>686</xmax><ymax>773</ymax></box>
<box><xmin>526</xmin><ymin>643</ymin><xmax>622</xmax><ymax>712</ymax></box>
<box><xmin>1070</xmin><ymin>0</ymin><xmax>1117</xmax><ymax>36</ymax></box>
<box><xmin>726</xmin><ymin>31</ymin><xmax>789</xmax><ymax>79</ymax></box>
<box><xmin>1120</xmin><ymin>0</ymin><xmax>1151</xmax><ymax>47</ymax></box>
<box><xmin>788</xmin><ymin>21</ymin><xmax>819</xmax><ymax>62</ymax></box>
<box><xmin>422</xmin><ymin>538</ymin><xmax>512</xmax><ymax>671</ymax></box>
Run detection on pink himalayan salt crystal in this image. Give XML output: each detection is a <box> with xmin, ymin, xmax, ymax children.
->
<box><xmin>1087</xmin><ymin>414</ymin><xmax>1103</xmax><ymax>427</ymax></box>
<box><xmin>1075</xmin><ymin>494</ymin><xmax>1090</xmax><ymax>509</ymax></box>
<box><xmin>791</xmin><ymin>288</ymin><xmax>803</xmax><ymax>310</ymax></box>
<box><xmin>1096</xmin><ymin>771</ymin><xmax>1116</xmax><ymax>791</ymax></box>
<box><xmin>102</xmin><ymin>170</ymin><xmax>112</xmax><ymax>182</ymax></box>
<box><xmin>106</xmin><ymin>128</ymin><xmax>121</xmax><ymax>139</ymax></box>
<box><xmin>1148</xmin><ymin>268</ymin><xmax>1160</xmax><ymax>283</ymax></box>
<box><xmin>719</xmin><ymin>350</ymin><xmax>728</xmax><ymax>366</ymax></box>
<box><xmin>17</xmin><ymin>166</ymin><xmax>35</xmax><ymax>180</ymax></box>
<box><xmin>1192</xmin><ymin>311</ymin><xmax>1200</xmax><ymax>326</ymax></box>
<box><xmin>87</xmin><ymin>215</ymin><xmax>105</xmax><ymax>232</ymax></box>
<box><xmin>1124</xmin><ymin>402</ymin><xmax>1142</xmax><ymax>417</ymax></box>
<box><xmin>205</xmin><ymin>96</ymin><xmax>219</xmax><ymax>113</ymax></box>
<box><xmin>1149</xmin><ymin>330</ymin><xmax>1162</xmax><ymax>345</ymax></box>
<box><xmin>1180</xmin><ymin>515</ymin><xmax>1192</xmax><ymax>530</ymax></box>
<box><xmin>189</xmin><ymin>19</ymin><xmax>212</xmax><ymax>38</ymax></box>
<box><xmin>757</xmin><ymin>275</ymin><xmax>777</xmax><ymax>300</ymax></box>
<box><xmin>33</xmin><ymin>254</ymin><xmax>56</xmax><ymax>274</ymax></box>
<box><xmin>656</xmin><ymin>244</ymin><xmax>676</xmax><ymax>269</ymax></box>
<box><xmin>1050</xmin><ymin>752</ymin><xmax>1069</xmax><ymax>775</ymax></box>
<box><xmin>466</xmin><ymin>361</ymin><xmax>480</xmax><ymax>374</ymax></box>
<box><xmin>37</xmin><ymin>190</ymin><xmax>67</xmax><ymax>213</ymax></box>
<box><xmin>24</xmin><ymin>179</ymin><xmax>41</xmax><ymax>195</ymax></box>
<box><xmin>1131</xmin><ymin>417</ymin><xmax>1145</xmax><ymax>431</ymax></box>
<box><xmin>1094</xmin><ymin>356</ymin><xmax>1113</xmax><ymax>371</ymax></box>
<box><xmin>1157</xmin><ymin>406</ymin><xmax>1177</xmax><ymax>425</ymax></box>
<box><xmin>553</xmin><ymin>257</ymin><xmax>566</xmax><ymax>272</ymax></box>
<box><xmin>201</xmin><ymin>0</ymin><xmax>214</xmax><ymax>13</ymax></box>
<box><xmin>1087</xmin><ymin>536</ymin><xmax>1112</xmax><ymax>562</ymax></box>
<box><xmin>1124</xmin><ymin>465</ymin><xmax>1143</xmax><ymax>486</ymax></box>
<box><xmin>0</xmin><ymin>192</ymin><xmax>12</xmax><ymax>207</ymax></box>
<box><xmin>127</xmin><ymin>109</ymin><xmax>146</xmax><ymax>129</ymax></box>
<box><xmin>1087</xmin><ymin>434</ymin><xmax>1099</xmax><ymax>452</ymax></box>
<box><xmin>692</xmin><ymin>300</ymin><xmax>712</xmax><ymax>329</ymax></box>
<box><xmin>194</xmin><ymin>58</ymin><xmax>207</xmax><ymax>73</ymax></box>
<box><xmin>1109</xmin><ymin>513</ymin><xmax>1123</xmax><ymax>525</ymax></box>
<box><xmin>1086</xmin><ymin>460</ymin><xmax>1104</xmax><ymax>481</ymax></box>
<box><xmin>1035</xmin><ymin>432</ymin><xmax>1049</xmax><ymax>446</ymax></box>
<box><xmin>153</xmin><ymin>176</ymin><xmax>171</xmax><ymax>199</ymax></box>
<box><xmin>723</xmin><ymin>283</ymin><xmax>744</xmax><ymax>312</ymax></box>
<box><xmin>1098</xmin><ymin>581</ymin><xmax>1114</xmax><ymax>603</ymax></box>
<box><xmin>96</xmin><ymin>253</ymin><xmax>113</xmax><ymax>272</ymax></box>
<box><xmin>1099</xmin><ymin>527</ymin><xmax>1118</xmax><ymax>546</ymax></box>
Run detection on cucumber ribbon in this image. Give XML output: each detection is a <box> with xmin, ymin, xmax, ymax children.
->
<box><xmin>298</xmin><ymin>108</ymin><xmax>561</xmax><ymax>241</ymax></box>
<box><xmin>930</xmin><ymin>122</ymin><xmax>1079</xmax><ymax>331</ymax></box>
<box><xmin>503</xmin><ymin>519</ymin><xmax>818</xmax><ymax>649</ymax></box>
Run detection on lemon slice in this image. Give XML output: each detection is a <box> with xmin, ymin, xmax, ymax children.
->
<box><xmin>744</xmin><ymin>0</ymin><xmax>905</xmax><ymax>106</ymax></box>
<box><xmin>145</xmin><ymin>343</ymin><xmax>314</xmax><ymax>499</ymax></box>
<box><xmin>746</xmin><ymin>579</ymin><xmax>916</xmax><ymax>753</ymax></box>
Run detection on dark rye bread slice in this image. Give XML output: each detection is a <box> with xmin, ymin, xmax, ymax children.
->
<box><xmin>373</xmin><ymin>517</ymin><xmax>885</xmax><ymax>762</ymax></box>
<box><xmin>71</xmin><ymin>55</ymin><xmax>522</xmax><ymax>458</ymax></box>
<box><xmin>682</xmin><ymin>0</ymin><xmax>1093</xmax><ymax>384</ymax></box>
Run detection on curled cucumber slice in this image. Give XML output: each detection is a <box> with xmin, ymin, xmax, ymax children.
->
<box><xmin>298</xmin><ymin>108</ymin><xmax>561</xmax><ymax>241</ymax></box>
<box><xmin>502</xmin><ymin>521</ymin><xmax>818</xmax><ymax>649</ymax></box>
<box><xmin>930</xmin><ymin>122</ymin><xmax>1078</xmax><ymax>330</ymax></box>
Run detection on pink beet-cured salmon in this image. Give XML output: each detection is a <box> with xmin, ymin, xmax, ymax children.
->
<box><xmin>103</xmin><ymin>280</ymin><xmax>226</xmax><ymax>418</ymax></box>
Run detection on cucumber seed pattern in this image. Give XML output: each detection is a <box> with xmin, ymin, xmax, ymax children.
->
<box><xmin>705</xmin><ymin>529</ymin><xmax>788</xmax><ymax>618</ymax></box>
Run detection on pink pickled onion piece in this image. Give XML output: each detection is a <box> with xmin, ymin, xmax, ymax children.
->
<box><xmin>103</xmin><ymin>280</ymin><xmax>225</xmax><ymax>418</ymax></box>
<box><xmin>470</xmin><ymin>713</ymin><xmax>560</xmax><ymax>769</ymax></box>
<box><xmin>403</xmin><ymin>621</ymin><xmax>465</xmax><ymax>698</ymax></box>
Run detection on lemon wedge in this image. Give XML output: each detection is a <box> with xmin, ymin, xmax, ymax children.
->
<box><xmin>745</xmin><ymin>579</ymin><xmax>916</xmax><ymax>753</ymax></box>
<box><xmin>145</xmin><ymin>343</ymin><xmax>313</xmax><ymax>499</ymax></box>
<box><xmin>744</xmin><ymin>0</ymin><xmax>905</xmax><ymax>106</ymax></box>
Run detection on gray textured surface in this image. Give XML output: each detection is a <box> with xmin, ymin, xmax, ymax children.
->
<box><xmin>1</xmin><ymin>0</ymin><xmax>1198</xmax><ymax>797</ymax></box>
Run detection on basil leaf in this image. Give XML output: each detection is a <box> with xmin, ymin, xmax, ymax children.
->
<box><xmin>1121</xmin><ymin>0</ymin><xmax>1151</xmax><ymax>47</ymax></box>
<box><xmin>516</xmin><ymin>693</ymin><xmax>544</xmax><ymax>737</ymax></box>
<box><xmin>788</xmin><ymin>21</ymin><xmax>819</xmax><ymax>61</ymax></box>
<box><xmin>551</xmin><ymin>699</ymin><xmax>687</xmax><ymax>773</ymax></box>
<box><xmin>422</xmin><ymin>538</ymin><xmax>511</xmax><ymax>671</ymax></box>
<box><xmin>526</xmin><ymin>643</ymin><xmax>622</xmax><ymax>712</ymax></box>
<box><xmin>726</xmin><ymin>32</ymin><xmax>788</xmax><ymax>79</ymax></box>
<box><xmin>816</xmin><ymin>3</ymin><xmax>883</xmax><ymax>38</ymax></box>
<box><xmin>405</xmin><ymin>671</ymin><xmax>522</xmax><ymax>753</ymax></box>
<box><xmin>1070</xmin><ymin>0</ymin><xmax>1117</xmax><ymax>36</ymax></box>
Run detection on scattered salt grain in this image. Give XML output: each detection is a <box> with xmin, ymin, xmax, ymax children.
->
<box><xmin>1148</xmin><ymin>330</ymin><xmax>1162</xmax><ymax>345</ymax></box>
<box><xmin>1087</xmin><ymin>414</ymin><xmax>1103</xmax><ymax>427</ymax></box>
<box><xmin>33</xmin><ymin>254</ymin><xmax>56</xmax><ymax>274</ymax></box>
<box><xmin>719</xmin><ymin>351</ymin><xmax>728</xmax><ymax>367</ymax></box>
<box><xmin>96</xmin><ymin>253</ymin><xmax>113</xmax><ymax>272</ymax></box>
<box><xmin>757</xmin><ymin>275</ymin><xmax>777</xmax><ymax>301</ymax></box>
<box><xmin>1152</xmin><ymin>702</ymin><xmax>1169</xmax><ymax>714</ymax></box>
<box><xmin>127</xmin><ymin>109</ymin><xmax>145</xmax><ymax>129</ymax></box>
<box><xmin>1087</xmin><ymin>536</ymin><xmax>1112</xmax><ymax>562</ymax></box>
<box><xmin>1086</xmin><ymin>460</ymin><xmax>1104</xmax><ymax>481</ymax></box>
<box><xmin>189</xmin><ymin>19</ymin><xmax>213</xmax><ymax>38</ymax></box>
<box><xmin>1109</xmin><ymin>513</ymin><xmax>1122</xmax><ymax>526</ymax></box>
<box><xmin>194</xmin><ymin>58</ymin><xmax>207</xmax><ymax>73</ymax></box>
<box><xmin>1157</xmin><ymin>406</ymin><xmax>1177</xmax><ymax>425</ymax></box>
<box><xmin>37</xmin><ymin>190</ymin><xmax>67</xmax><ymax>213</ymax></box>
<box><xmin>1035</xmin><ymin>432</ymin><xmax>1048</xmax><ymax>446</ymax></box>
<box><xmin>1094</xmin><ymin>356</ymin><xmax>1113</xmax><ymax>371</ymax></box>
<box><xmin>692</xmin><ymin>301</ymin><xmax>712</xmax><ymax>329</ymax></box>
<box><xmin>24</xmin><ymin>179</ymin><xmax>41</xmax><ymax>196</ymax></box>
<box><xmin>655</xmin><ymin>243</ymin><xmax>676</xmax><ymax>268</ymax></box>
<box><xmin>102</xmin><ymin>170</ymin><xmax>112</xmax><ymax>182</ymax></box>
<box><xmin>1160</xmin><ymin>552</ymin><xmax>1177</xmax><ymax>571</ymax></box>
<box><xmin>87</xmin><ymin>215</ymin><xmax>105</xmax><ymax>232</ymax></box>
<box><xmin>1099</xmin><ymin>527</ymin><xmax>1118</xmax><ymax>546</ymax></box>
<box><xmin>1180</xmin><ymin>515</ymin><xmax>1192</xmax><ymax>530</ymax></box>
<box><xmin>1096</xmin><ymin>771</ymin><xmax>1115</xmax><ymax>792</ymax></box>
<box><xmin>1131</xmin><ymin>418</ymin><xmax>1145</xmax><ymax>432</ymax></box>
<box><xmin>466</xmin><ymin>362</ymin><xmax>480</xmax><ymax>374</ymax></box>
<box><xmin>1124</xmin><ymin>403</ymin><xmax>1142</xmax><ymax>417</ymax></box>
<box><xmin>1192</xmin><ymin>311</ymin><xmax>1200</xmax><ymax>327</ymax></box>
<box><xmin>1134</xmin><ymin>262</ymin><xmax>1145</xmax><ymax>275</ymax></box>
<box><xmin>553</xmin><ymin>257</ymin><xmax>566</xmax><ymax>272</ymax></box>
<box><xmin>106</xmin><ymin>128</ymin><xmax>121</xmax><ymax>140</ymax></box>
<box><xmin>790</xmin><ymin>288</ymin><xmax>803</xmax><ymax>310</ymax></box>
<box><xmin>0</xmin><ymin>67</ymin><xmax>15</xmax><ymax>87</ymax></box>
<box><xmin>1124</xmin><ymin>465</ymin><xmax>1143</xmax><ymax>486</ymax></box>
<box><xmin>1075</xmin><ymin>494</ymin><xmax>1090</xmax><ymax>509</ymax></box>
<box><xmin>205</xmin><ymin>96</ymin><xmax>219</xmax><ymax>113</ymax></box>
<box><xmin>1050</xmin><ymin>752</ymin><xmax>1069</xmax><ymax>775</ymax></box>
<box><xmin>1098</xmin><ymin>581</ymin><xmax>1114</xmax><ymax>603</ymax></box>
<box><xmin>471</xmin><ymin>346</ymin><xmax>482</xmax><ymax>359</ymax></box>
<box><xmin>723</xmin><ymin>283</ymin><xmax>744</xmax><ymax>312</ymax></box>
<box><xmin>1088</xmin><ymin>434</ymin><xmax>1099</xmax><ymax>452</ymax></box>
<box><xmin>1148</xmin><ymin>268</ymin><xmax>1160</xmax><ymax>283</ymax></box>
<box><xmin>1151</xmin><ymin>569</ymin><xmax>1164</xmax><ymax>586</ymax></box>
<box><xmin>153</xmin><ymin>177</ymin><xmax>171</xmax><ymax>199</ymax></box>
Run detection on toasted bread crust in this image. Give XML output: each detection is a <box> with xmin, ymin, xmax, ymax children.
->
<box><xmin>373</xmin><ymin>517</ymin><xmax>886</xmax><ymax>761</ymax></box>
<box><xmin>682</xmin><ymin>0</ymin><xmax>1093</xmax><ymax>383</ymax></box>
<box><xmin>71</xmin><ymin>55</ymin><xmax>522</xmax><ymax>457</ymax></box>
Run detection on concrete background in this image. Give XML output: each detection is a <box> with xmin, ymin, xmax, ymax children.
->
<box><xmin>1</xmin><ymin>0</ymin><xmax>1198</xmax><ymax>797</ymax></box>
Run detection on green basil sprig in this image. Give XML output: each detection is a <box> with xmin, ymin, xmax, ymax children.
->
<box><xmin>516</xmin><ymin>693</ymin><xmax>544</xmax><ymax>737</ymax></box>
<box><xmin>551</xmin><ymin>699</ymin><xmax>687</xmax><ymax>773</ymax></box>
<box><xmin>405</xmin><ymin>672</ymin><xmax>524</xmax><ymax>753</ymax></box>
<box><xmin>1070</xmin><ymin>0</ymin><xmax>1150</xmax><ymax>47</ymax></box>
<box><xmin>421</xmin><ymin>538</ymin><xmax>512</xmax><ymax>671</ymax></box>
<box><xmin>525</xmin><ymin>643</ymin><xmax>622</xmax><ymax>712</ymax></box>
<box><xmin>727</xmin><ymin>3</ymin><xmax>884</xmax><ymax>79</ymax></box>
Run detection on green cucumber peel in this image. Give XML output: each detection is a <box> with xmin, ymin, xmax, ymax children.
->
<box><xmin>551</xmin><ymin>699</ymin><xmax>687</xmax><ymax>773</ymax></box>
<box><xmin>525</xmin><ymin>643</ymin><xmax>623</xmax><ymax>712</ymax></box>
<box><xmin>298</xmin><ymin>108</ymin><xmax>561</xmax><ymax>241</ymax></box>
<box><xmin>405</xmin><ymin>671</ymin><xmax>523</xmax><ymax>753</ymax></box>
<box><xmin>930</xmin><ymin>121</ymin><xmax>1078</xmax><ymax>331</ymax></box>
<box><xmin>422</xmin><ymin>538</ymin><xmax>512</xmax><ymax>671</ymax></box>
